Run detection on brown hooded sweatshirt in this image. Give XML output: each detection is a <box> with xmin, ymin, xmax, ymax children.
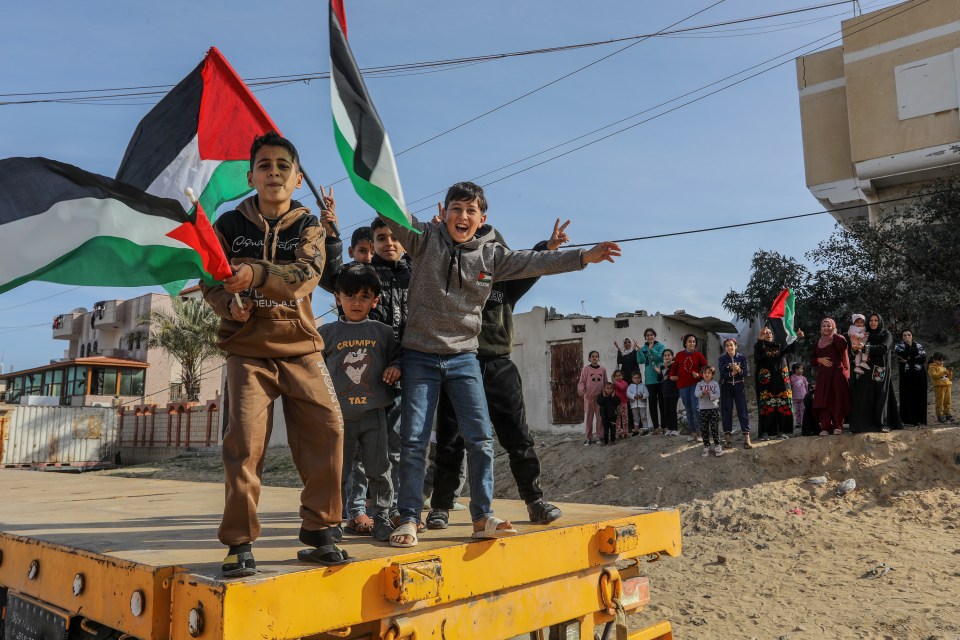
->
<box><xmin>201</xmin><ymin>196</ymin><xmax>327</xmax><ymax>358</ymax></box>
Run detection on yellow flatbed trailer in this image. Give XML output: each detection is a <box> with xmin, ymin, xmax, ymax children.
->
<box><xmin>0</xmin><ymin>470</ymin><xmax>679</xmax><ymax>640</ymax></box>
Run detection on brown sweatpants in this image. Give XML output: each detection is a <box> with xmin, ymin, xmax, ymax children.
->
<box><xmin>219</xmin><ymin>352</ymin><xmax>344</xmax><ymax>546</ymax></box>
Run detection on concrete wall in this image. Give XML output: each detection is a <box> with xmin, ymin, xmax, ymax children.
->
<box><xmin>511</xmin><ymin>307</ymin><xmax>725</xmax><ymax>432</ymax></box>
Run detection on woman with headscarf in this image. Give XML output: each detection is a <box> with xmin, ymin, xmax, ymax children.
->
<box><xmin>894</xmin><ymin>329</ymin><xmax>927</xmax><ymax>427</ymax></box>
<box><xmin>810</xmin><ymin>318</ymin><xmax>850</xmax><ymax>435</ymax></box>
<box><xmin>753</xmin><ymin>325</ymin><xmax>804</xmax><ymax>440</ymax></box>
<box><xmin>848</xmin><ymin>313</ymin><xmax>902</xmax><ymax>433</ymax></box>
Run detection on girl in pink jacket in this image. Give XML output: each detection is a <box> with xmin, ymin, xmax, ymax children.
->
<box><xmin>578</xmin><ymin>350</ymin><xmax>608</xmax><ymax>444</ymax></box>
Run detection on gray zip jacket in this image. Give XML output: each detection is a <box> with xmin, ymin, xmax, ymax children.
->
<box><xmin>381</xmin><ymin>213</ymin><xmax>584</xmax><ymax>354</ymax></box>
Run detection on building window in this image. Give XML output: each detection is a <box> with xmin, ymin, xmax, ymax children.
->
<box><xmin>169</xmin><ymin>383</ymin><xmax>184</xmax><ymax>402</ymax></box>
<box><xmin>86</xmin><ymin>342</ymin><xmax>92</xmax><ymax>356</ymax></box>
<box><xmin>66</xmin><ymin>366</ymin><xmax>88</xmax><ymax>397</ymax></box>
<box><xmin>119</xmin><ymin>369</ymin><xmax>146</xmax><ymax>396</ymax></box>
<box><xmin>92</xmin><ymin>341</ymin><xmax>98</xmax><ymax>355</ymax></box>
<box><xmin>79</xmin><ymin>344</ymin><xmax>85</xmax><ymax>357</ymax></box>
<box><xmin>89</xmin><ymin>367</ymin><xmax>118</xmax><ymax>396</ymax></box>
<box><xmin>614</xmin><ymin>319</ymin><xmax>629</xmax><ymax>329</ymax></box>
<box><xmin>572</xmin><ymin>324</ymin><xmax>586</xmax><ymax>334</ymax></box>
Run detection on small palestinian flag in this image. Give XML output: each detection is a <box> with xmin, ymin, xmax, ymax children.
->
<box><xmin>768</xmin><ymin>288</ymin><xmax>798</xmax><ymax>345</ymax></box>
<box><xmin>329</xmin><ymin>0</ymin><xmax>413</xmax><ymax>230</ymax></box>
<box><xmin>116</xmin><ymin>47</ymin><xmax>278</xmax><ymax>293</ymax></box>
<box><xmin>477</xmin><ymin>271</ymin><xmax>493</xmax><ymax>285</ymax></box>
<box><xmin>0</xmin><ymin>157</ymin><xmax>233</xmax><ymax>295</ymax></box>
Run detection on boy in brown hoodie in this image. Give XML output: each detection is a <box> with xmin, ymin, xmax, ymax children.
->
<box><xmin>201</xmin><ymin>131</ymin><xmax>350</xmax><ymax>576</ymax></box>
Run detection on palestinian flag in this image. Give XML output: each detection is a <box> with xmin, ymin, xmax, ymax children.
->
<box><xmin>769</xmin><ymin>288</ymin><xmax>798</xmax><ymax>345</ymax></box>
<box><xmin>330</xmin><ymin>0</ymin><xmax>413</xmax><ymax>230</ymax></box>
<box><xmin>0</xmin><ymin>157</ymin><xmax>233</xmax><ymax>295</ymax></box>
<box><xmin>116</xmin><ymin>47</ymin><xmax>278</xmax><ymax>293</ymax></box>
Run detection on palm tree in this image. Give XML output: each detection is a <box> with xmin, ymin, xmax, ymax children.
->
<box><xmin>138</xmin><ymin>298</ymin><xmax>221</xmax><ymax>402</ymax></box>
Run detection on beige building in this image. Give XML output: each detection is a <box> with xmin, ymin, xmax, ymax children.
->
<box><xmin>511</xmin><ymin>306</ymin><xmax>735</xmax><ymax>431</ymax></box>
<box><xmin>1</xmin><ymin>291</ymin><xmax>223</xmax><ymax>407</ymax></box>
<box><xmin>796</xmin><ymin>0</ymin><xmax>960</xmax><ymax>225</ymax></box>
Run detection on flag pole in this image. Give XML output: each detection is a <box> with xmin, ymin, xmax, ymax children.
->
<box><xmin>301</xmin><ymin>169</ymin><xmax>340</xmax><ymax>237</ymax></box>
<box><xmin>185</xmin><ymin>188</ymin><xmax>243</xmax><ymax>310</ymax></box>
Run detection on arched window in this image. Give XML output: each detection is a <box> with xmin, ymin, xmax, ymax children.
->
<box><xmin>79</xmin><ymin>344</ymin><xmax>85</xmax><ymax>357</ymax></box>
<box><xmin>92</xmin><ymin>341</ymin><xmax>98</xmax><ymax>355</ymax></box>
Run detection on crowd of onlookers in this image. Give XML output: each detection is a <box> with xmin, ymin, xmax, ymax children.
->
<box><xmin>579</xmin><ymin>315</ymin><xmax>953</xmax><ymax>458</ymax></box>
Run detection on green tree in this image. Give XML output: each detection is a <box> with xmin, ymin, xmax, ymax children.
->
<box><xmin>138</xmin><ymin>297</ymin><xmax>221</xmax><ymax>402</ymax></box>
<box><xmin>726</xmin><ymin>178</ymin><xmax>960</xmax><ymax>337</ymax></box>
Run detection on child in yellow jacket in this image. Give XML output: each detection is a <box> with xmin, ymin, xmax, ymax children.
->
<box><xmin>928</xmin><ymin>352</ymin><xmax>953</xmax><ymax>423</ymax></box>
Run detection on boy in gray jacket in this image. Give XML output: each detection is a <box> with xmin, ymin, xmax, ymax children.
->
<box><xmin>382</xmin><ymin>181</ymin><xmax>620</xmax><ymax>547</ymax></box>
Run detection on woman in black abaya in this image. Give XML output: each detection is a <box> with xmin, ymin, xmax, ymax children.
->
<box><xmin>894</xmin><ymin>329</ymin><xmax>927</xmax><ymax>426</ymax></box>
<box><xmin>848</xmin><ymin>313</ymin><xmax>903</xmax><ymax>433</ymax></box>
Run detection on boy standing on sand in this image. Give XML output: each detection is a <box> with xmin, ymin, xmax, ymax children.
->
<box><xmin>202</xmin><ymin>132</ymin><xmax>350</xmax><ymax>575</ymax></box>
<box><xmin>380</xmin><ymin>181</ymin><xmax>620</xmax><ymax>547</ymax></box>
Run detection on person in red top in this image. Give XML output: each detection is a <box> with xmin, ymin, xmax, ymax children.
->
<box><xmin>670</xmin><ymin>334</ymin><xmax>709</xmax><ymax>441</ymax></box>
<box><xmin>810</xmin><ymin>318</ymin><xmax>851</xmax><ymax>435</ymax></box>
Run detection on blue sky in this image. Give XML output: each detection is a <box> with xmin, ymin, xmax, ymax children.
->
<box><xmin>0</xmin><ymin>0</ymin><xmax>892</xmax><ymax>372</ymax></box>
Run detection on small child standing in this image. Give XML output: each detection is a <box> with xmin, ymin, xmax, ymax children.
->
<box><xmin>319</xmin><ymin>264</ymin><xmax>401</xmax><ymax>542</ymax></box>
<box><xmin>627</xmin><ymin>371</ymin><xmax>649</xmax><ymax>435</ymax></box>
<box><xmin>790</xmin><ymin>363</ymin><xmax>809</xmax><ymax>428</ymax></box>
<box><xmin>596</xmin><ymin>382</ymin><xmax>620</xmax><ymax>446</ymax></box>
<box><xmin>578</xmin><ymin>350</ymin><xmax>608</xmax><ymax>444</ymax></box>
<box><xmin>611</xmin><ymin>370</ymin><xmax>630</xmax><ymax>439</ymax></box>
<box><xmin>695</xmin><ymin>366</ymin><xmax>723</xmax><ymax>457</ymax></box>
<box><xmin>848</xmin><ymin>314</ymin><xmax>869</xmax><ymax>375</ymax></box>
<box><xmin>717</xmin><ymin>338</ymin><xmax>751</xmax><ymax>449</ymax></box>
<box><xmin>661</xmin><ymin>349</ymin><xmax>680</xmax><ymax>437</ymax></box>
<box><xmin>928</xmin><ymin>352</ymin><xmax>953</xmax><ymax>423</ymax></box>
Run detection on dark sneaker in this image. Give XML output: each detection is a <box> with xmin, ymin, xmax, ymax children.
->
<box><xmin>425</xmin><ymin>508</ymin><xmax>449</xmax><ymax>530</ymax></box>
<box><xmin>222</xmin><ymin>544</ymin><xmax>257</xmax><ymax>578</ymax></box>
<box><xmin>372</xmin><ymin>513</ymin><xmax>395</xmax><ymax>542</ymax></box>
<box><xmin>527</xmin><ymin>499</ymin><xmax>562</xmax><ymax>524</ymax></box>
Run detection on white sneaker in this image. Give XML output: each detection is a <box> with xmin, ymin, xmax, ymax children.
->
<box><xmin>714</xmin><ymin>445</ymin><xmax>724</xmax><ymax>457</ymax></box>
<box><xmin>671</xmin><ymin>430</ymin><xmax>681</xmax><ymax>437</ymax></box>
<box><xmin>701</xmin><ymin>446</ymin><xmax>710</xmax><ymax>457</ymax></box>
<box><xmin>687</xmin><ymin>436</ymin><xmax>696</xmax><ymax>442</ymax></box>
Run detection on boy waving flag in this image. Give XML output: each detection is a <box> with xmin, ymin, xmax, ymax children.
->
<box><xmin>0</xmin><ymin>157</ymin><xmax>232</xmax><ymax>294</ymax></box>
<box><xmin>329</xmin><ymin>0</ymin><xmax>413</xmax><ymax>230</ymax></box>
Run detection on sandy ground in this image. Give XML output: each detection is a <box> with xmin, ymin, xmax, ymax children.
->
<box><xmin>97</xmin><ymin>424</ymin><xmax>960</xmax><ymax>639</ymax></box>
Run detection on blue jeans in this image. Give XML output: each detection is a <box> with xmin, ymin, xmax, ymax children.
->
<box><xmin>398</xmin><ymin>350</ymin><xmax>495</xmax><ymax>524</ymax></box>
<box><xmin>678</xmin><ymin>385</ymin><xmax>701</xmax><ymax>434</ymax></box>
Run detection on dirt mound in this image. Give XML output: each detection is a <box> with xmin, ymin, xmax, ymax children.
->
<box><xmin>493</xmin><ymin>427</ymin><xmax>960</xmax><ymax>639</ymax></box>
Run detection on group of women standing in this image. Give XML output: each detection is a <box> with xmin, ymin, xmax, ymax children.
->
<box><xmin>756</xmin><ymin>313</ymin><xmax>929</xmax><ymax>436</ymax></box>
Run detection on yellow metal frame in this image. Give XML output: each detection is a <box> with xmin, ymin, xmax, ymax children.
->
<box><xmin>0</xmin><ymin>533</ymin><xmax>175</xmax><ymax>639</ymax></box>
<box><xmin>169</xmin><ymin>510</ymin><xmax>680</xmax><ymax>640</ymax></box>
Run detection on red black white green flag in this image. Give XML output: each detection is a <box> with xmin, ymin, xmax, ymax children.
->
<box><xmin>117</xmin><ymin>46</ymin><xmax>278</xmax><ymax>218</ymax></box>
<box><xmin>329</xmin><ymin>0</ymin><xmax>413</xmax><ymax>229</ymax></box>
<box><xmin>0</xmin><ymin>157</ymin><xmax>233</xmax><ymax>295</ymax></box>
<box><xmin>769</xmin><ymin>288</ymin><xmax>798</xmax><ymax>345</ymax></box>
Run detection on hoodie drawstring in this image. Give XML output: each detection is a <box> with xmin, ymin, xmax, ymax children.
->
<box><xmin>444</xmin><ymin>246</ymin><xmax>464</xmax><ymax>294</ymax></box>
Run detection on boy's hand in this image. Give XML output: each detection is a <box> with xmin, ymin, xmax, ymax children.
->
<box><xmin>383</xmin><ymin>366</ymin><xmax>401</xmax><ymax>385</ymax></box>
<box><xmin>796</xmin><ymin>329</ymin><xmax>805</xmax><ymax>339</ymax></box>
<box><xmin>431</xmin><ymin>202</ymin><xmax>443</xmax><ymax>226</ymax></box>
<box><xmin>229</xmin><ymin>297</ymin><xmax>253</xmax><ymax>322</ymax></box>
<box><xmin>224</xmin><ymin>264</ymin><xmax>254</xmax><ymax>293</ymax></box>
<box><xmin>547</xmin><ymin>218</ymin><xmax>571</xmax><ymax>250</ymax></box>
<box><xmin>581</xmin><ymin>241</ymin><xmax>621</xmax><ymax>265</ymax></box>
<box><xmin>320</xmin><ymin>186</ymin><xmax>335</xmax><ymax>216</ymax></box>
<box><xmin>320</xmin><ymin>209</ymin><xmax>339</xmax><ymax>238</ymax></box>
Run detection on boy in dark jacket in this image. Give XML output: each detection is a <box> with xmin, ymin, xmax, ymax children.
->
<box><xmin>596</xmin><ymin>382</ymin><xmax>621</xmax><ymax>445</ymax></box>
<box><xmin>201</xmin><ymin>132</ymin><xmax>349</xmax><ymax>575</ymax></box>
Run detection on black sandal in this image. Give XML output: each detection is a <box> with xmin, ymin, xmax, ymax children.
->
<box><xmin>222</xmin><ymin>546</ymin><xmax>257</xmax><ymax>577</ymax></box>
<box><xmin>298</xmin><ymin>527</ymin><xmax>355</xmax><ymax>566</ymax></box>
<box><xmin>426</xmin><ymin>508</ymin><xmax>449</xmax><ymax>530</ymax></box>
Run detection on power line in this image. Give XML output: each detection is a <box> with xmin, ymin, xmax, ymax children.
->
<box><xmin>0</xmin><ymin>1</ymin><xmax>858</xmax><ymax>107</ymax></box>
<box><xmin>0</xmin><ymin>286</ymin><xmax>83</xmax><ymax>313</ymax></box>
<box><xmin>562</xmin><ymin>186</ymin><xmax>960</xmax><ymax>248</ymax></box>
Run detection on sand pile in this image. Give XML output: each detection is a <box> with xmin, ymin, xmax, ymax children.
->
<box><xmin>493</xmin><ymin>428</ymin><xmax>960</xmax><ymax>639</ymax></box>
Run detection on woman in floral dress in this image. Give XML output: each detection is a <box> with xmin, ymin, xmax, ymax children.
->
<box><xmin>753</xmin><ymin>325</ymin><xmax>804</xmax><ymax>440</ymax></box>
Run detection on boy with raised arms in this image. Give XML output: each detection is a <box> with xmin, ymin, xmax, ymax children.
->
<box><xmin>380</xmin><ymin>181</ymin><xmax>620</xmax><ymax>547</ymax></box>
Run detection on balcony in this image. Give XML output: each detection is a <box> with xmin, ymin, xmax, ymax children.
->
<box><xmin>91</xmin><ymin>300</ymin><xmax>123</xmax><ymax>330</ymax></box>
<box><xmin>52</xmin><ymin>314</ymin><xmax>79</xmax><ymax>340</ymax></box>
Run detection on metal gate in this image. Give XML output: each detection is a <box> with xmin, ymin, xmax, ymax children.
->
<box><xmin>550</xmin><ymin>341</ymin><xmax>584</xmax><ymax>424</ymax></box>
<box><xmin>1</xmin><ymin>405</ymin><xmax>119</xmax><ymax>468</ymax></box>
